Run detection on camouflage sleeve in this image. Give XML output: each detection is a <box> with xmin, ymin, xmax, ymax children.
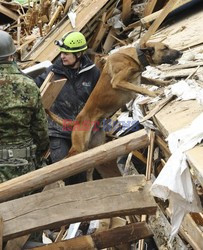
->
<box><xmin>31</xmin><ymin>91</ymin><xmax>49</xmax><ymax>156</ymax></box>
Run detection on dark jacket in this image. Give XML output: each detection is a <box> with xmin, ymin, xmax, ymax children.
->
<box><xmin>35</xmin><ymin>55</ymin><xmax>100</xmax><ymax>139</ymax></box>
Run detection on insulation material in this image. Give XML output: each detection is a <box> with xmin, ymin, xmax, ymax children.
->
<box><xmin>150</xmin><ymin>113</ymin><xmax>203</xmax><ymax>242</ymax></box>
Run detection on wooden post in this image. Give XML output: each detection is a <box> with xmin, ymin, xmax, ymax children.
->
<box><xmin>138</xmin><ymin>130</ymin><xmax>155</xmax><ymax>250</ymax></box>
<box><xmin>140</xmin><ymin>0</ymin><xmax>179</xmax><ymax>45</ymax></box>
<box><xmin>0</xmin><ymin>129</ymin><xmax>149</xmax><ymax>202</ymax></box>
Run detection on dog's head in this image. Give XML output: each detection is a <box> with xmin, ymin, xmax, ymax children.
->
<box><xmin>140</xmin><ymin>42</ymin><xmax>182</xmax><ymax>65</ymax></box>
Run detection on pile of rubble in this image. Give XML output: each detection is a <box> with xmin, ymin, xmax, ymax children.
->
<box><xmin>0</xmin><ymin>0</ymin><xmax>203</xmax><ymax>249</ymax></box>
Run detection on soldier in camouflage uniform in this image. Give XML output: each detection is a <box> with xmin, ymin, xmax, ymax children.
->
<box><xmin>0</xmin><ymin>31</ymin><xmax>49</xmax><ymax>182</ymax></box>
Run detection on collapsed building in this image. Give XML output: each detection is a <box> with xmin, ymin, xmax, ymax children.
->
<box><xmin>0</xmin><ymin>0</ymin><xmax>202</xmax><ymax>249</ymax></box>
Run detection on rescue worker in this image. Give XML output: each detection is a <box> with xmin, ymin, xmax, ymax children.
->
<box><xmin>35</xmin><ymin>31</ymin><xmax>100</xmax><ymax>183</ymax></box>
<box><xmin>0</xmin><ymin>31</ymin><xmax>49</xmax><ymax>182</ymax></box>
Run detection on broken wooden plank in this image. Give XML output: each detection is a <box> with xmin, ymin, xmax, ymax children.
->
<box><xmin>149</xmin><ymin>1</ymin><xmax>202</xmax><ymax>50</ymax></box>
<box><xmin>179</xmin><ymin>213</ymin><xmax>203</xmax><ymax>250</ymax></box>
<box><xmin>31</xmin><ymin>222</ymin><xmax>152</xmax><ymax>250</ymax></box>
<box><xmin>140</xmin><ymin>0</ymin><xmax>179</xmax><ymax>45</ymax></box>
<box><xmin>166</xmin><ymin>207</ymin><xmax>203</xmax><ymax>250</ymax></box>
<box><xmin>141</xmin><ymin>95</ymin><xmax>175</xmax><ymax>123</ymax></box>
<box><xmin>0</xmin><ymin>129</ymin><xmax>149</xmax><ymax>202</ymax></box>
<box><xmin>39</xmin><ymin>71</ymin><xmax>54</xmax><ymax>94</ymax></box>
<box><xmin>138</xmin><ymin>130</ymin><xmax>155</xmax><ymax>250</ymax></box>
<box><xmin>154</xmin><ymin>100</ymin><xmax>203</xmax><ymax>137</ymax></box>
<box><xmin>148</xmin><ymin>207</ymin><xmax>188</xmax><ymax>249</ymax></box>
<box><xmin>0</xmin><ymin>3</ymin><xmax>18</xmax><ymax>20</ymax></box>
<box><xmin>124</xmin><ymin>0</ymin><xmax>192</xmax><ymax>32</ymax></box>
<box><xmin>0</xmin><ymin>176</ymin><xmax>156</xmax><ymax>240</ymax></box>
<box><xmin>159</xmin><ymin>67</ymin><xmax>203</xmax><ymax>79</ymax></box>
<box><xmin>41</xmin><ymin>78</ymin><xmax>66</xmax><ymax>109</ymax></box>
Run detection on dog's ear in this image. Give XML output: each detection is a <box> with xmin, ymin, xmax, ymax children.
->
<box><xmin>140</xmin><ymin>47</ymin><xmax>155</xmax><ymax>56</ymax></box>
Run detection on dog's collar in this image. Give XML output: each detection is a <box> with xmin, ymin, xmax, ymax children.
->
<box><xmin>136</xmin><ymin>45</ymin><xmax>149</xmax><ymax>69</ymax></box>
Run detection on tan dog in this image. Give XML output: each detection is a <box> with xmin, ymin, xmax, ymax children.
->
<box><xmin>67</xmin><ymin>42</ymin><xmax>182</xmax><ymax>157</ymax></box>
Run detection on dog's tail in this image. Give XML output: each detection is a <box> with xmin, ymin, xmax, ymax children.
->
<box><xmin>45</xmin><ymin>110</ymin><xmax>76</xmax><ymax>127</ymax></box>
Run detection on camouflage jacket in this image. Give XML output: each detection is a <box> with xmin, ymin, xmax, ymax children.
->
<box><xmin>0</xmin><ymin>62</ymin><xmax>49</xmax><ymax>156</ymax></box>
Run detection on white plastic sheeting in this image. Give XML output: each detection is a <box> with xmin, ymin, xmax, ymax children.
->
<box><xmin>165</xmin><ymin>79</ymin><xmax>203</xmax><ymax>104</ymax></box>
<box><xmin>150</xmin><ymin>113</ymin><xmax>203</xmax><ymax>242</ymax></box>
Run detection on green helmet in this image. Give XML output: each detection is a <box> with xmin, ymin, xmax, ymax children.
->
<box><xmin>55</xmin><ymin>31</ymin><xmax>87</xmax><ymax>53</ymax></box>
<box><xmin>0</xmin><ymin>30</ymin><xmax>16</xmax><ymax>58</ymax></box>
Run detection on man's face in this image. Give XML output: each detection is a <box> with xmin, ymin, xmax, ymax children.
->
<box><xmin>61</xmin><ymin>52</ymin><xmax>76</xmax><ymax>66</ymax></box>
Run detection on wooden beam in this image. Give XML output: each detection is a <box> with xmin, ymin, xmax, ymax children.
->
<box><xmin>0</xmin><ymin>176</ymin><xmax>156</xmax><ymax>240</ymax></box>
<box><xmin>0</xmin><ymin>129</ymin><xmax>149</xmax><ymax>202</ymax></box>
<box><xmin>0</xmin><ymin>3</ymin><xmax>18</xmax><ymax>20</ymax></box>
<box><xmin>140</xmin><ymin>0</ymin><xmax>178</xmax><ymax>45</ymax></box>
<box><xmin>31</xmin><ymin>222</ymin><xmax>153</xmax><ymax>250</ymax></box>
<box><xmin>39</xmin><ymin>222</ymin><xmax>150</xmax><ymax>249</ymax></box>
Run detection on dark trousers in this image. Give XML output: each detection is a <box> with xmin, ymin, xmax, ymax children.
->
<box><xmin>49</xmin><ymin>136</ymin><xmax>86</xmax><ymax>184</ymax></box>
